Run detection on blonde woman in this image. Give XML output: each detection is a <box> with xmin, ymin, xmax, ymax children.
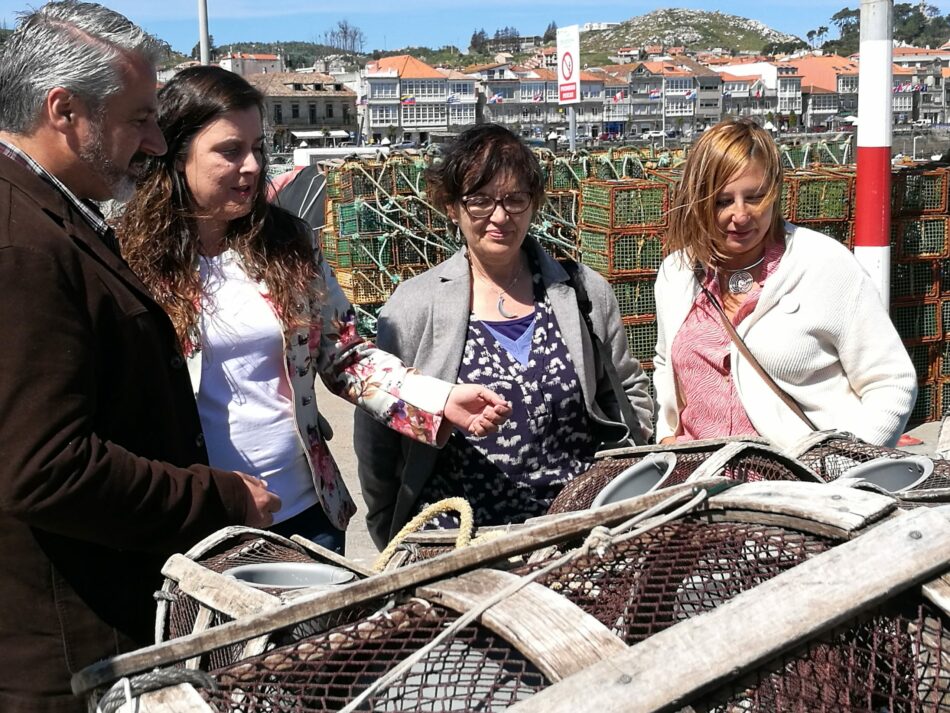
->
<box><xmin>654</xmin><ymin>118</ymin><xmax>916</xmax><ymax>448</ymax></box>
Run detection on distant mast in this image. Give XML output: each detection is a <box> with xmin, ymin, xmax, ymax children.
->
<box><xmin>198</xmin><ymin>0</ymin><xmax>211</xmax><ymax>65</ymax></box>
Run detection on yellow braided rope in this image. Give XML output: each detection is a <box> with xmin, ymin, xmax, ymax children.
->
<box><xmin>372</xmin><ymin>497</ymin><xmax>474</xmax><ymax>572</ymax></box>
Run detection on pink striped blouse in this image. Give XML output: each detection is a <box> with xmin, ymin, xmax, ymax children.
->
<box><xmin>670</xmin><ymin>240</ymin><xmax>786</xmax><ymax>441</ymax></box>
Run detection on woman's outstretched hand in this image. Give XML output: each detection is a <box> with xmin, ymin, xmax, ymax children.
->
<box><xmin>439</xmin><ymin>385</ymin><xmax>512</xmax><ymax>443</ymax></box>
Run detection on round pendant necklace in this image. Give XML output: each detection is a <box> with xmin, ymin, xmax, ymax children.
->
<box><xmin>724</xmin><ymin>255</ymin><xmax>765</xmax><ymax>295</ymax></box>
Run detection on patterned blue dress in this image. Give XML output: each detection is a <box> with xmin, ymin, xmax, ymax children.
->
<box><xmin>417</xmin><ymin>273</ymin><xmax>596</xmax><ymax>527</ymax></box>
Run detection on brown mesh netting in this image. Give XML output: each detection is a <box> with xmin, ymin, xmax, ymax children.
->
<box><xmin>86</xmin><ymin>482</ymin><xmax>950</xmax><ymax>712</ymax></box>
<box><xmin>548</xmin><ymin>441</ymin><xmax>817</xmax><ymax>515</ymax></box>
<box><xmin>795</xmin><ymin>432</ymin><xmax>950</xmax><ymax>492</ymax></box>
<box><xmin>200</xmin><ymin>598</ymin><xmax>548</xmax><ymax>711</ymax></box>
<box><xmin>181</xmin><ymin>505</ymin><xmax>949</xmax><ymax>711</ymax></box>
<box><xmin>160</xmin><ymin>533</ymin><xmax>375</xmax><ymax>671</ymax></box>
<box><xmin>696</xmin><ymin>596</ymin><xmax>950</xmax><ymax>712</ymax></box>
<box><xmin>514</xmin><ymin>517</ymin><xmax>833</xmax><ymax>645</ymax></box>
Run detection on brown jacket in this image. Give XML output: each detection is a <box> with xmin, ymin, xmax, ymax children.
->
<box><xmin>0</xmin><ymin>155</ymin><xmax>249</xmax><ymax>711</ymax></box>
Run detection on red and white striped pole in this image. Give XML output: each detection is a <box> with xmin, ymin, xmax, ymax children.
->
<box><xmin>853</xmin><ymin>0</ymin><xmax>893</xmax><ymax>303</ymax></box>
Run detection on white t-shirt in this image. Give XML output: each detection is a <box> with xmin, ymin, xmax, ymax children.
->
<box><xmin>197</xmin><ymin>250</ymin><xmax>318</xmax><ymax>523</ymax></box>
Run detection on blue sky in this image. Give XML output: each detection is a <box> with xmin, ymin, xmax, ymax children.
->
<box><xmin>0</xmin><ymin>1</ymin><xmax>945</xmax><ymax>56</ymax></box>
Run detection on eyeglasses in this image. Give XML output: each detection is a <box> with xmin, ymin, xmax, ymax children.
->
<box><xmin>459</xmin><ymin>191</ymin><xmax>533</xmax><ymax>219</ymax></box>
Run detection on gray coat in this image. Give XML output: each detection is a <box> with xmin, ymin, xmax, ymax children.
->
<box><xmin>354</xmin><ymin>238</ymin><xmax>653</xmax><ymax>548</ymax></box>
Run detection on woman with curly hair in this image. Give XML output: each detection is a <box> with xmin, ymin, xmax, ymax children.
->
<box><xmin>119</xmin><ymin>66</ymin><xmax>509</xmax><ymax>552</ymax></box>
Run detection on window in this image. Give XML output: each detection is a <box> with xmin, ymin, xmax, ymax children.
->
<box><xmin>666</xmin><ymin>99</ymin><xmax>693</xmax><ymax>116</ymax></box>
<box><xmin>450</xmin><ymin>81</ymin><xmax>473</xmax><ymax>97</ymax></box>
<box><xmin>580</xmin><ymin>85</ymin><xmax>602</xmax><ymax>100</ymax></box>
<box><xmin>326</xmin><ymin>104</ymin><xmax>334</xmax><ymax>118</ymax></box>
<box><xmin>778</xmin><ymin>79</ymin><xmax>800</xmax><ymax>94</ymax></box>
<box><xmin>369</xmin><ymin>105</ymin><xmax>398</xmax><ymax>126</ymax></box>
<box><xmin>342</xmin><ymin>105</ymin><xmax>350</xmax><ymax>123</ymax></box>
<box><xmin>838</xmin><ymin>76</ymin><xmax>858</xmax><ymax>93</ymax></box>
<box><xmin>370</xmin><ymin>81</ymin><xmax>397</xmax><ymax>99</ymax></box>
<box><xmin>308</xmin><ymin>104</ymin><xmax>317</xmax><ymax>124</ymax></box>
<box><xmin>521</xmin><ymin>82</ymin><xmax>545</xmax><ymax>102</ymax></box>
<box><xmin>666</xmin><ymin>78</ymin><xmax>692</xmax><ymax>93</ymax></box>
<box><xmin>402</xmin><ymin>103</ymin><xmax>448</xmax><ymax>126</ymax></box>
<box><xmin>401</xmin><ymin>79</ymin><xmax>446</xmax><ymax>98</ymax></box>
<box><xmin>449</xmin><ymin>104</ymin><xmax>475</xmax><ymax>126</ymax></box>
<box><xmin>810</xmin><ymin>94</ymin><xmax>837</xmax><ymax>111</ymax></box>
<box><xmin>273</xmin><ymin>103</ymin><xmax>283</xmax><ymax>124</ymax></box>
<box><xmin>291</xmin><ymin>103</ymin><xmax>299</xmax><ymax>119</ymax></box>
<box><xmin>486</xmin><ymin>85</ymin><xmax>515</xmax><ymax>100</ymax></box>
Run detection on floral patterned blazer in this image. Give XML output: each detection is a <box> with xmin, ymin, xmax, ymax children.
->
<box><xmin>187</xmin><ymin>239</ymin><xmax>453</xmax><ymax>530</ymax></box>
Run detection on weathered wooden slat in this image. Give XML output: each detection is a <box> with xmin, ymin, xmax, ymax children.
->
<box><xmin>289</xmin><ymin>534</ymin><xmax>375</xmax><ymax>577</ymax></box>
<box><xmin>72</xmin><ymin>479</ymin><xmax>733</xmax><ymax>694</ymax></box>
<box><xmin>183</xmin><ymin>607</ymin><xmax>214</xmax><ymax>670</ymax></box>
<box><xmin>922</xmin><ymin>573</ymin><xmax>950</xmax><ymax>617</ymax></box>
<box><xmin>417</xmin><ymin>569</ymin><xmax>627</xmax><ymax>681</ymax></box>
<box><xmin>684</xmin><ymin>442</ymin><xmax>823</xmax><ymax>483</ymax></box>
<box><xmin>506</xmin><ymin>506</ymin><xmax>950</xmax><ymax>713</ymax></box>
<box><xmin>701</xmin><ymin>480</ymin><xmax>895</xmax><ymax>537</ymax></box>
<box><xmin>780</xmin><ymin>429</ymin><xmax>852</xmax><ymax>459</ymax></box>
<box><xmin>163</xmin><ymin>554</ymin><xmax>280</xmax><ymax>670</ymax></box>
<box><xmin>161</xmin><ymin>554</ymin><xmax>280</xmax><ymax>619</ymax></box>
<box><xmin>596</xmin><ymin>436</ymin><xmax>767</xmax><ymax>459</ymax></box>
<box><xmin>137</xmin><ymin>683</ymin><xmax>215</xmax><ymax>712</ymax></box>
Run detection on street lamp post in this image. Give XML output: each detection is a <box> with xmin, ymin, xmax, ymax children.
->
<box><xmin>197</xmin><ymin>0</ymin><xmax>211</xmax><ymax>65</ymax></box>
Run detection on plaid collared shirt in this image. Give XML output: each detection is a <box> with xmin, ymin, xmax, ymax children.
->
<box><xmin>0</xmin><ymin>138</ymin><xmax>118</xmax><ymax>250</ymax></box>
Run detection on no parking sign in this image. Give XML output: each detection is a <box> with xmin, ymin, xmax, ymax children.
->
<box><xmin>556</xmin><ymin>25</ymin><xmax>580</xmax><ymax>104</ymax></box>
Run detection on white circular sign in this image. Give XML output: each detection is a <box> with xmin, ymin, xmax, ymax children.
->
<box><xmin>561</xmin><ymin>52</ymin><xmax>574</xmax><ymax>81</ymax></box>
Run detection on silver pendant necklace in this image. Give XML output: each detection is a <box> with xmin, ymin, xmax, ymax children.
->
<box><xmin>724</xmin><ymin>255</ymin><xmax>765</xmax><ymax>294</ymax></box>
<box><xmin>472</xmin><ymin>261</ymin><xmax>524</xmax><ymax>318</ymax></box>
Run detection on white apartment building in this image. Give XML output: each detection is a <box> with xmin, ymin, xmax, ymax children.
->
<box><xmin>363</xmin><ymin>55</ymin><xmax>476</xmax><ymax>145</ymax></box>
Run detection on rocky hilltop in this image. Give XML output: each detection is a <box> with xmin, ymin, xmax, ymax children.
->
<box><xmin>583</xmin><ymin>9</ymin><xmax>803</xmax><ymax>54</ymax></box>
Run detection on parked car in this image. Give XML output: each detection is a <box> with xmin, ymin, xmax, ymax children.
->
<box><xmin>643</xmin><ymin>130</ymin><xmax>666</xmax><ymax>139</ymax></box>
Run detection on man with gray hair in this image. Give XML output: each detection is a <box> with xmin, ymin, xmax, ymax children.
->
<box><xmin>0</xmin><ymin>3</ymin><xmax>280</xmax><ymax>708</ymax></box>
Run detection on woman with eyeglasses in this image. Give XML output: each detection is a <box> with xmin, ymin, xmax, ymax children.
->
<box><xmin>355</xmin><ymin>123</ymin><xmax>653</xmax><ymax>548</ymax></box>
<box><xmin>118</xmin><ymin>67</ymin><xmax>511</xmax><ymax>554</ymax></box>
<box><xmin>654</xmin><ymin>118</ymin><xmax>916</xmax><ymax>448</ymax></box>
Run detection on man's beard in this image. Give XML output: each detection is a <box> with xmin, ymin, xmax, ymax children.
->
<box><xmin>79</xmin><ymin>122</ymin><xmax>144</xmax><ymax>202</ymax></box>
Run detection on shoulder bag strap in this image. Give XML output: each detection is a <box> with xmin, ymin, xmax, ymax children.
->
<box><xmin>561</xmin><ymin>259</ymin><xmax>646</xmax><ymax>445</ymax></box>
<box><xmin>693</xmin><ymin>264</ymin><xmax>817</xmax><ymax>431</ymax></box>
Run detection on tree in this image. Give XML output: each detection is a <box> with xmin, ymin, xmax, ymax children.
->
<box><xmin>543</xmin><ymin>21</ymin><xmax>557</xmax><ymax>43</ymax></box>
<box><xmin>469</xmin><ymin>28</ymin><xmax>488</xmax><ymax>54</ymax></box>
<box><xmin>806</xmin><ymin>29</ymin><xmax>816</xmax><ymax>47</ymax></box>
<box><xmin>822</xmin><ymin>7</ymin><xmax>860</xmax><ymax>55</ymax></box>
<box><xmin>323</xmin><ymin>19</ymin><xmax>365</xmax><ymax>54</ymax></box>
<box><xmin>190</xmin><ymin>34</ymin><xmax>215</xmax><ymax>60</ymax></box>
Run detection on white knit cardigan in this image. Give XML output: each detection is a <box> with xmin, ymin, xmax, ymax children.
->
<box><xmin>653</xmin><ymin>223</ymin><xmax>918</xmax><ymax>448</ymax></box>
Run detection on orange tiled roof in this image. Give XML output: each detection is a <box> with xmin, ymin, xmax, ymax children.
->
<box><xmin>532</xmin><ymin>68</ymin><xmax>558</xmax><ymax>81</ymax></box>
<box><xmin>369</xmin><ymin>54</ymin><xmax>444</xmax><ymax>79</ymax></box>
<box><xmin>462</xmin><ymin>62</ymin><xmax>507</xmax><ymax>73</ymax></box>
<box><xmin>891</xmin><ymin>46</ymin><xmax>948</xmax><ymax>56</ymax></box>
<box><xmin>782</xmin><ymin>54</ymin><xmax>858</xmax><ymax>92</ymax></box>
<box><xmin>579</xmin><ymin>70</ymin><xmax>605</xmax><ymax>82</ymax></box>
<box><xmin>438</xmin><ymin>68</ymin><xmax>471</xmax><ymax>80</ymax></box>
<box><xmin>718</xmin><ymin>72</ymin><xmax>756</xmax><ymax>83</ymax></box>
